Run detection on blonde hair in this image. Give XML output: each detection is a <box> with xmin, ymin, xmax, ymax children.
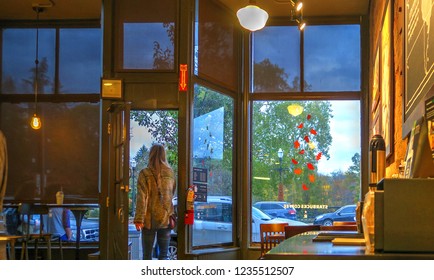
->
<box><xmin>147</xmin><ymin>143</ymin><xmax>170</xmax><ymax>176</ymax></box>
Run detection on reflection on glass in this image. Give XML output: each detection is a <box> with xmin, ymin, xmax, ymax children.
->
<box><xmin>2</xmin><ymin>29</ymin><xmax>55</xmax><ymax>94</ymax></box>
<box><xmin>252</xmin><ymin>26</ymin><xmax>300</xmax><ymax>93</ymax></box>
<box><xmin>59</xmin><ymin>29</ymin><xmax>102</xmax><ymax>93</ymax></box>
<box><xmin>251</xmin><ymin>100</ymin><xmax>361</xmax><ymax>240</ymax></box>
<box><xmin>123</xmin><ymin>23</ymin><xmax>174</xmax><ymax>70</ymax></box>
<box><xmin>0</xmin><ymin>102</ymin><xmax>100</xmax><ymax>202</ymax></box>
<box><xmin>192</xmin><ymin>84</ymin><xmax>234</xmax><ymax>247</ymax></box>
<box><xmin>195</xmin><ymin>0</ymin><xmax>238</xmax><ymax>90</ymax></box>
<box><xmin>304</xmin><ymin>25</ymin><xmax>361</xmax><ymax>91</ymax></box>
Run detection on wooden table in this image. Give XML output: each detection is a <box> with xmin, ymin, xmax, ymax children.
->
<box><xmin>264</xmin><ymin>231</ymin><xmax>434</xmax><ymax>260</ymax></box>
<box><xmin>0</xmin><ymin>237</ymin><xmax>7</xmax><ymax>260</ymax></box>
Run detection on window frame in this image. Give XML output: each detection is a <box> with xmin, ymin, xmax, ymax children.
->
<box><xmin>0</xmin><ymin>20</ymin><xmax>101</xmax><ymax>103</ymax></box>
<box><xmin>247</xmin><ymin>17</ymin><xmax>365</xmax><ymax>246</ymax></box>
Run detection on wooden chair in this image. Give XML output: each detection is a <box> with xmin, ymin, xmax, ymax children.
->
<box><xmin>333</xmin><ymin>221</ymin><xmax>356</xmax><ymax>226</ymax></box>
<box><xmin>259</xmin><ymin>223</ymin><xmax>288</xmax><ymax>258</ymax></box>
<box><xmin>284</xmin><ymin>225</ymin><xmax>321</xmax><ymax>239</ymax></box>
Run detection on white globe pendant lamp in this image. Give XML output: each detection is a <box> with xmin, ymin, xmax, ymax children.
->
<box><xmin>237</xmin><ymin>1</ymin><xmax>269</xmax><ymax>32</ymax></box>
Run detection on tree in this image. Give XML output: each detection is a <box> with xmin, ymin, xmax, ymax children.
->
<box><xmin>254</xmin><ymin>59</ymin><xmax>292</xmax><ymax>92</ymax></box>
<box><xmin>251</xmin><ymin>100</ymin><xmax>333</xmax><ymax>204</ymax></box>
<box><xmin>254</xmin><ymin>58</ymin><xmax>313</xmax><ymax>92</ymax></box>
<box><xmin>2</xmin><ymin>76</ymin><xmax>17</xmax><ymax>93</ymax></box>
<box><xmin>152</xmin><ymin>22</ymin><xmax>175</xmax><ymax>70</ymax></box>
<box><xmin>130</xmin><ymin>110</ymin><xmax>178</xmax><ymax>175</ymax></box>
<box><xmin>344</xmin><ymin>153</ymin><xmax>361</xmax><ymax>203</ymax></box>
<box><xmin>22</xmin><ymin>57</ymin><xmax>52</xmax><ymax>94</ymax></box>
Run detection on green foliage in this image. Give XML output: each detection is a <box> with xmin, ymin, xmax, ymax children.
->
<box><xmin>130</xmin><ymin>110</ymin><xmax>179</xmax><ymax>174</ymax></box>
<box><xmin>252</xmin><ymin>100</ymin><xmax>333</xmax><ymax>203</ymax></box>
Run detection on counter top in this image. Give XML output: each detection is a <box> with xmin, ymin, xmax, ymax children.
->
<box><xmin>265</xmin><ymin>231</ymin><xmax>434</xmax><ymax>260</ymax></box>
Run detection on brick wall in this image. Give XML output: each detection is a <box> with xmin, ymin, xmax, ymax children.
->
<box><xmin>369</xmin><ymin>0</ymin><xmax>408</xmax><ymax>177</ymax></box>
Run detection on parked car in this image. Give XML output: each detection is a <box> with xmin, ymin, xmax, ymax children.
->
<box><xmin>251</xmin><ymin>206</ymin><xmax>306</xmax><ymax>242</ymax></box>
<box><xmin>313</xmin><ymin>204</ymin><xmax>356</xmax><ymax>226</ymax></box>
<box><xmin>167</xmin><ymin>196</ymin><xmax>306</xmax><ymax>259</ymax></box>
<box><xmin>253</xmin><ymin>201</ymin><xmax>297</xmax><ymax>220</ymax></box>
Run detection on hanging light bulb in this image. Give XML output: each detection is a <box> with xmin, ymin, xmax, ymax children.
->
<box><xmin>237</xmin><ymin>0</ymin><xmax>269</xmax><ymax>32</ymax></box>
<box><xmin>30</xmin><ymin>114</ymin><xmax>42</xmax><ymax>130</ymax></box>
<box><xmin>30</xmin><ymin>6</ymin><xmax>43</xmax><ymax>130</ymax></box>
<box><xmin>287</xmin><ymin>104</ymin><xmax>304</xmax><ymax>116</ymax></box>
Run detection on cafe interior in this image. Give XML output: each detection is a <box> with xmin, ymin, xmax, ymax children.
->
<box><xmin>1</xmin><ymin>0</ymin><xmax>434</xmax><ymax>260</ymax></box>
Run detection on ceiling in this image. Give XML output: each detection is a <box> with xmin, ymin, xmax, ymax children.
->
<box><xmin>0</xmin><ymin>0</ymin><xmax>369</xmax><ymax>21</ymax></box>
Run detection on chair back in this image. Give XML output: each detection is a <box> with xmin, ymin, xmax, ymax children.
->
<box><xmin>333</xmin><ymin>221</ymin><xmax>356</xmax><ymax>226</ymax></box>
<box><xmin>284</xmin><ymin>225</ymin><xmax>321</xmax><ymax>239</ymax></box>
<box><xmin>259</xmin><ymin>223</ymin><xmax>288</xmax><ymax>258</ymax></box>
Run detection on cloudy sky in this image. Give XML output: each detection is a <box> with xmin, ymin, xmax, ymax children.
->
<box><xmin>317</xmin><ymin>101</ymin><xmax>361</xmax><ymax>174</ymax></box>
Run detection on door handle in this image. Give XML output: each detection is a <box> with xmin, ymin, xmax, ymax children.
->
<box><xmin>118</xmin><ymin>208</ymin><xmax>124</xmax><ymax>222</ymax></box>
<box><xmin>120</xmin><ymin>184</ymin><xmax>130</xmax><ymax>192</ymax></box>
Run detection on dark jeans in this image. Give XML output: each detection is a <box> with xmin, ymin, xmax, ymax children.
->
<box><xmin>141</xmin><ymin>227</ymin><xmax>171</xmax><ymax>260</ymax></box>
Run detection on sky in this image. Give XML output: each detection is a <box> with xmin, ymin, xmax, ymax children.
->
<box><xmin>130</xmin><ymin>120</ymin><xmax>153</xmax><ymax>161</ymax></box>
<box><xmin>317</xmin><ymin>101</ymin><xmax>361</xmax><ymax>174</ymax></box>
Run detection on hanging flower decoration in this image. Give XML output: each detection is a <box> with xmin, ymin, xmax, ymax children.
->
<box><xmin>290</xmin><ymin>112</ymin><xmax>322</xmax><ymax>192</ymax></box>
<box><xmin>307</xmin><ymin>163</ymin><xmax>315</xmax><ymax>170</ymax></box>
<box><xmin>294</xmin><ymin>168</ymin><xmax>302</xmax><ymax>175</ymax></box>
<box><xmin>309</xmin><ymin>174</ymin><xmax>315</xmax><ymax>183</ymax></box>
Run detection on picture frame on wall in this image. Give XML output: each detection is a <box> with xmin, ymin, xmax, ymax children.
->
<box><xmin>404</xmin><ymin>0</ymin><xmax>434</xmax><ymax>137</ymax></box>
<box><xmin>371</xmin><ymin>43</ymin><xmax>381</xmax><ymax>113</ymax></box>
<box><xmin>380</xmin><ymin>0</ymin><xmax>394</xmax><ymax>159</ymax></box>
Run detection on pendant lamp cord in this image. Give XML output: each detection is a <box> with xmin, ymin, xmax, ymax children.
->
<box><xmin>34</xmin><ymin>8</ymin><xmax>40</xmax><ymax>114</ymax></box>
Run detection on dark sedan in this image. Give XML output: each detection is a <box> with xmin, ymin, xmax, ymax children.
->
<box><xmin>253</xmin><ymin>201</ymin><xmax>297</xmax><ymax>220</ymax></box>
<box><xmin>313</xmin><ymin>204</ymin><xmax>356</xmax><ymax>226</ymax></box>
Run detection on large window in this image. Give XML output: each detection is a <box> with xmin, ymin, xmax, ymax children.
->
<box><xmin>1</xmin><ymin>28</ymin><xmax>101</xmax><ymax>94</ymax></box>
<box><xmin>252</xmin><ymin>24</ymin><xmax>360</xmax><ymax>93</ymax></box>
<box><xmin>1</xmin><ymin>25</ymin><xmax>101</xmax><ymax>241</ymax></box>
<box><xmin>251</xmin><ymin>24</ymin><xmax>361</xmax><ymax>243</ymax></box>
<box><xmin>192</xmin><ymin>84</ymin><xmax>234</xmax><ymax>247</ymax></box>
<box><xmin>1</xmin><ymin>25</ymin><xmax>101</xmax><ymax>202</ymax></box>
